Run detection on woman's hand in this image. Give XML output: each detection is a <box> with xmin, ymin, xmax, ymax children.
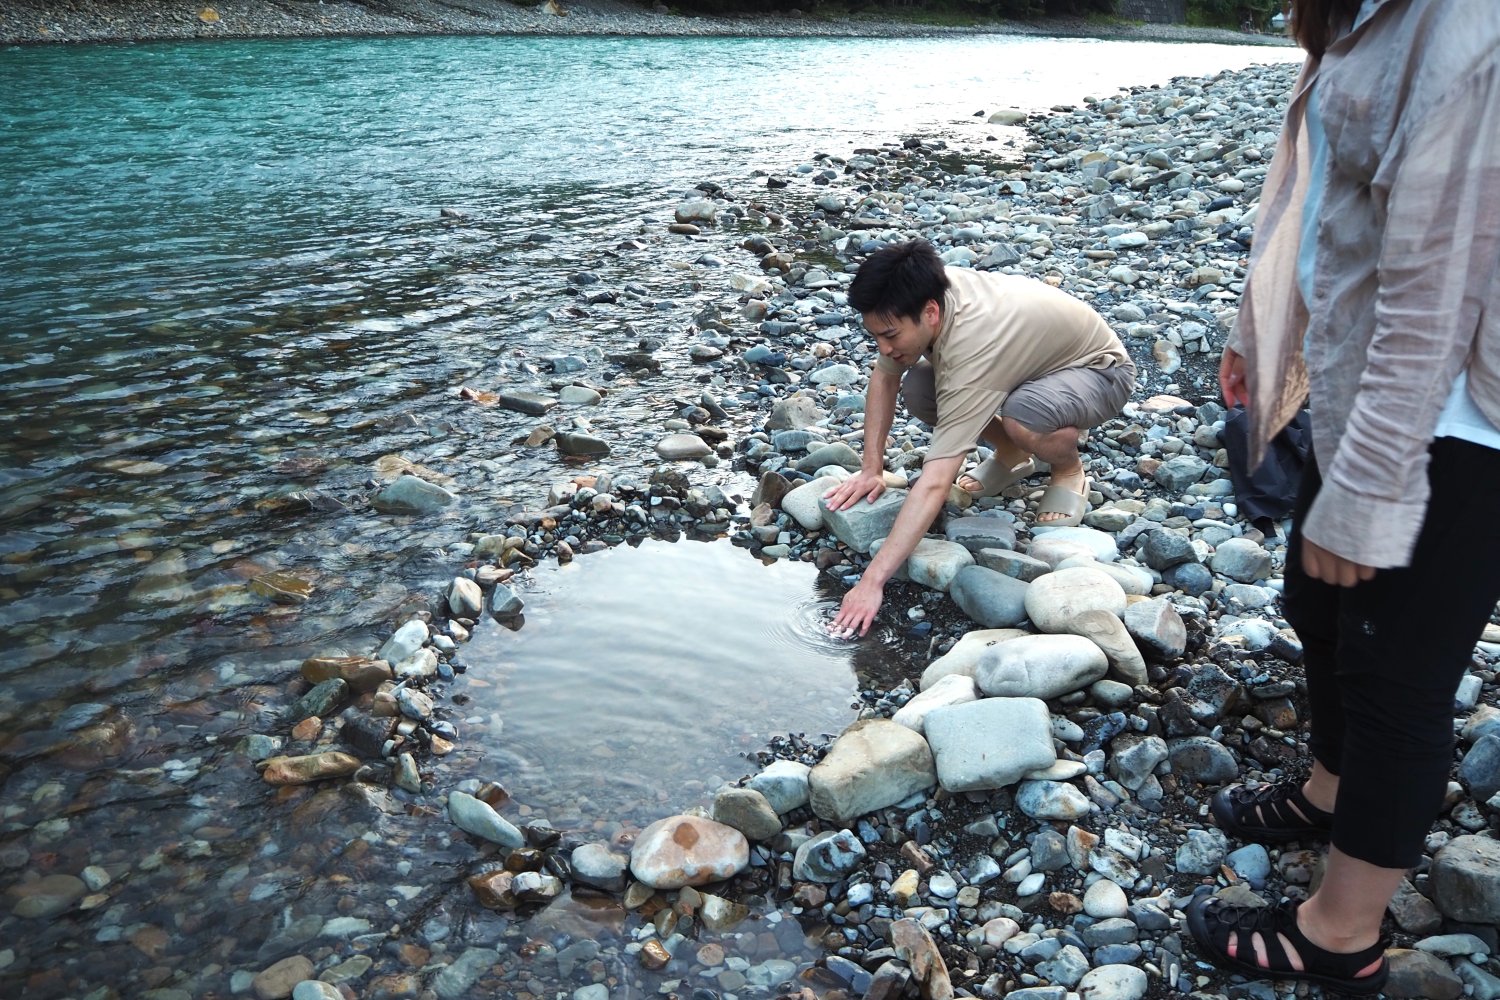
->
<box><xmin>1302</xmin><ymin>537</ymin><xmax>1376</xmax><ymax>587</ymax></box>
<box><xmin>1220</xmin><ymin>345</ymin><xmax>1249</xmax><ymax>409</ymax></box>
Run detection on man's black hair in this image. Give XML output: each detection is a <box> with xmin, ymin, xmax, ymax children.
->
<box><xmin>847</xmin><ymin>239</ymin><xmax>950</xmax><ymax>322</ymax></box>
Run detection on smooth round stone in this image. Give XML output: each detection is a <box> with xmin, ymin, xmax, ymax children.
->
<box><xmin>10</xmin><ymin>874</ymin><xmax>86</xmax><ymax>919</ymax></box>
<box><xmin>656</xmin><ymin>433</ymin><xmax>711</xmax><ymax>460</ymax></box>
<box><xmin>1083</xmin><ymin>878</ymin><xmax>1129</xmax><ymax>918</ymax></box>
<box><xmin>558</xmin><ymin>385</ymin><xmax>602</xmax><ymax>405</ymax></box>
<box><xmin>1024</xmin><ymin>567</ymin><xmax>1127</xmax><ymax>634</ymax></box>
<box><xmin>1016</xmin><ymin>872</ymin><xmax>1046</xmax><ymax>896</ymax></box>
<box><xmin>630</xmin><ymin>815</ymin><xmax>749</xmax><ymax>889</ymax></box>
<box><xmin>928</xmin><ymin>873</ymin><xmax>959</xmax><ymax>899</ymax></box>
<box><xmin>292</xmin><ymin>983</ymin><xmax>341</xmax><ymax>1000</ymax></box>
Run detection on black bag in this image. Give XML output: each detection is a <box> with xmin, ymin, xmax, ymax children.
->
<box><xmin>1222</xmin><ymin>405</ymin><xmax>1311</xmax><ymax>536</ymax></box>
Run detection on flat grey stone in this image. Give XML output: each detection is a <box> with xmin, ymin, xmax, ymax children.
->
<box><xmin>821</xmin><ymin>490</ymin><xmax>906</xmax><ymax>553</ymax></box>
<box><xmin>925</xmin><ymin>697</ymin><xmax>1056</xmax><ymax>791</ymax></box>
<box><xmin>555</xmin><ymin>431</ymin><xmax>610</xmax><ymax>458</ymax></box>
<box><xmin>793</xmin><ymin>829</ymin><xmax>866</xmax><ymax>882</ymax></box>
<box><xmin>711</xmin><ymin>786</ymin><xmax>782</xmax><ymax>842</ymax></box>
<box><xmin>945</xmin><ymin>517</ymin><xmax>1018</xmax><ymax>553</ymax></box>
<box><xmin>766</xmin><ymin>395</ymin><xmax>826</xmax><ymax>431</ymax></box>
<box><xmin>1029</xmin><ymin>525</ymin><xmax>1120</xmax><ymax>561</ymax></box>
<box><xmin>950</xmin><ymin>564</ymin><xmax>1031</xmax><ymax>627</ymax></box>
<box><xmin>570</xmin><ymin>843</ymin><xmax>629</xmax><ymax>892</ymax></box>
<box><xmin>976</xmin><ymin>547</ymin><xmax>1051</xmax><ymax>582</ymax></box>
<box><xmin>432</xmin><ymin>949</ymin><xmax>500</xmax><ymax>1000</ymax></box>
<box><xmin>891</xmin><ymin>673</ymin><xmax>978</xmax><ymax>734</ymax></box>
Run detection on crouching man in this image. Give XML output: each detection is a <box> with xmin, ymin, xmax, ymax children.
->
<box><xmin>825</xmin><ymin>239</ymin><xmax>1134</xmax><ymax>637</ymax></box>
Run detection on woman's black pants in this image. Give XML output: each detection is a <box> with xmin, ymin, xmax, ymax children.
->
<box><xmin>1284</xmin><ymin>437</ymin><xmax>1500</xmax><ymax>869</ymax></box>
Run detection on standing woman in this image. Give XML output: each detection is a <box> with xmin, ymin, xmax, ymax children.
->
<box><xmin>1188</xmin><ymin>0</ymin><xmax>1500</xmax><ymax>994</ymax></box>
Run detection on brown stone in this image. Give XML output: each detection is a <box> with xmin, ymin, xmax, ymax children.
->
<box><xmin>300</xmin><ymin>656</ymin><xmax>393</xmax><ymax>694</ymax></box>
<box><xmin>628</xmin><ymin>815</ymin><xmax>749</xmax><ymax>890</ymax></box>
<box><xmin>468</xmin><ymin>870</ymin><xmax>516</xmax><ymax>910</ymax></box>
<box><xmin>639</xmin><ymin>939</ymin><xmax>671</xmax><ymax>970</ymax></box>
<box><xmin>1048</xmin><ymin>892</ymin><xmax>1083</xmax><ymax>915</ymax></box>
<box><xmin>891</xmin><ymin>918</ymin><xmax>954</xmax><ymax>1000</ymax></box>
<box><xmin>290</xmin><ymin>717</ymin><xmax>323</xmax><ymax>742</ymax></box>
<box><xmin>252</xmin><ymin>955</ymin><xmax>314</xmax><ymax>1000</ymax></box>
<box><xmin>260</xmin><ymin>752</ymin><xmax>360</xmax><ymax>786</ymax></box>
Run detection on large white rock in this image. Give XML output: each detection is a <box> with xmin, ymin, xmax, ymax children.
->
<box><xmin>975</xmin><ymin>634</ymin><xmax>1109</xmax><ymax>700</ymax></box>
<box><xmin>919</xmin><ymin>629</ymin><xmax>1028</xmax><ymax>690</ymax></box>
<box><xmin>891</xmin><ymin>674</ymin><xmax>978</xmax><ymax>734</ymax></box>
<box><xmin>1077</xmin><ymin>963</ymin><xmax>1148</xmax><ymax>1000</ymax></box>
<box><xmin>925</xmin><ymin>698</ymin><xmax>1056</xmax><ymax>792</ymax></box>
<box><xmin>808</xmin><ymin>719</ymin><xmax>936</xmax><ymax>824</ymax></box>
<box><xmin>629</xmin><ymin>815</ymin><xmax>749</xmax><ymax>889</ymax></box>
<box><xmin>1025</xmin><ymin>566</ymin><xmax>1128</xmax><ymax>633</ymax></box>
<box><xmin>378</xmin><ymin>619</ymin><xmax>429</xmax><ymax>665</ymax></box>
<box><xmin>1089</xmin><ymin>561</ymin><xmax>1155</xmax><ymax>596</ymax></box>
<box><xmin>780</xmin><ymin>475</ymin><xmax>843</xmax><ymax>531</ymax></box>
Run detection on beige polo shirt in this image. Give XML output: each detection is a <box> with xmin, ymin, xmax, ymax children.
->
<box><xmin>876</xmin><ymin>268</ymin><xmax>1127</xmax><ymax>462</ymax></box>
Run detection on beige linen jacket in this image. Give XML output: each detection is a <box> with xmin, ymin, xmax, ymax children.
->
<box><xmin>1234</xmin><ymin>0</ymin><xmax>1500</xmax><ymax>567</ymax></box>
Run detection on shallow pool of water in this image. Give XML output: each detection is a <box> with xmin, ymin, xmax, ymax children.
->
<box><xmin>460</xmin><ymin>537</ymin><xmax>862</xmax><ymax>823</ymax></box>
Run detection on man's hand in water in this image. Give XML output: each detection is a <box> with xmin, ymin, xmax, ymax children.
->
<box><xmin>828</xmin><ymin>575</ymin><xmax>883</xmax><ymax>639</ymax></box>
<box><xmin>823</xmin><ymin>471</ymin><xmax>885</xmax><ymax>512</ymax></box>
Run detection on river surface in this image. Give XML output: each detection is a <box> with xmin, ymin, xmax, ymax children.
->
<box><xmin>0</xmin><ymin>32</ymin><xmax>1298</xmax><ymax>998</ymax></box>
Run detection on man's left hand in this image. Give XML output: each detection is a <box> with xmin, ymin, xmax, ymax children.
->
<box><xmin>1302</xmin><ymin>537</ymin><xmax>1376</xmax><ymax>587</ymax></box>
<box><xmin>829</xmin><ymin>577</ymin><xmax>884</xmax><ymax>638</ymax></box>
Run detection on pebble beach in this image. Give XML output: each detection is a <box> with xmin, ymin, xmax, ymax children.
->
<box><xmin>5</xmin><ymin>16</ymin><xmax>1500</xmax><ymax>1000</ymax></box>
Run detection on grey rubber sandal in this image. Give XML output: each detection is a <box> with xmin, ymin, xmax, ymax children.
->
<box><xmin>962</xmin><ymin>456</ymin><xmax>1039</xmax><ymax>497</ymax></box>
<box><xmin>1034</xmin><ymin>478</ymin><xmax>1089</xmax><ymax>527</ymax></box>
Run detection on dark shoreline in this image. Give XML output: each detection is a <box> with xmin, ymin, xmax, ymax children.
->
<box><xmin>0</xmin><ymin>0</ymin><xmax>1295</xmax><ymax>48</ymax></box>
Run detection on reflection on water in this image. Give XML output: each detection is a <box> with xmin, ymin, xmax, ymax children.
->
<box><xmin>461</xmin><ymin>538</ymin><xmax>860</xmax><ymax>823</ymax></box>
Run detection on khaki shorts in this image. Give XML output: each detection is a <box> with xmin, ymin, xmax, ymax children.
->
<box><xmin>900</xmin><ymin>360</ymin><xmax>1135</xmax><ymax>434</ymax></box>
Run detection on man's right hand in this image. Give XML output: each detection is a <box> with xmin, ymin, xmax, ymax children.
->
<box><xmin>823</xmin><ymin>470</ymin><xmax>886</xmax><ymax>512</ymax></box>
<box><xmin>1220</xmin><ymin>345</ymin><xmax>1249</xmax><ymax>409</ymax></box>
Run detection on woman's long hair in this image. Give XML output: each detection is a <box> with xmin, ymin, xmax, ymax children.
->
<box><xmin>1292</xmin><ymin>0</ymin><xmax>1366</xmax><ymax>58</ymax></box>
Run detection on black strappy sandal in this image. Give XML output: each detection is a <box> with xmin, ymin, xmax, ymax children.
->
<box><xmin>1211</xmin><ymin>780</ymin><xmax>1334</xmax><ymax>841</ymax></box>
<box><xmin>1185</xmin><ymin>896</ymin><xmax>1389</xmax><ymax>996</ymax></box>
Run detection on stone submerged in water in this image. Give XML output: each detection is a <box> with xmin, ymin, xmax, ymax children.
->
<box><xmin>372</xmin><ymin>474</ymin><xmax>455</xmax><ymax>513</ymax></box>
<box><xmin>447</xmin><ymin>791</ymin><xmax>525</xmax><ymax>849</ymax></box>
<box><xmin>570</xmin><ymin>843</ymin><xmax>629</xmax><ymax>892</ymax></box>
<box><xmin>10</xmin><ymin>873</ymin><xmax>87</xmax><ymax>920</ymax></box>
<box><xmin>260</xmin><ymin>752</ymin><xmax>361</xmax><ymax>786</ymax></box>
<box><xmin>655</xmin><ymin>433</ymin><xmax>711</xmax><ymax>460</ymax></box>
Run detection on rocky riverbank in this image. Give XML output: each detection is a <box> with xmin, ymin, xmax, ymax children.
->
<box><xmin>7</xmin><ymin>55</ymin><xmax>1499</xmax><ymax>1000</ymax></box>
<box><xmin>0</xmin><ymin>0</ymin><xmax>1293</xmax><ymax>47</ymax></box>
